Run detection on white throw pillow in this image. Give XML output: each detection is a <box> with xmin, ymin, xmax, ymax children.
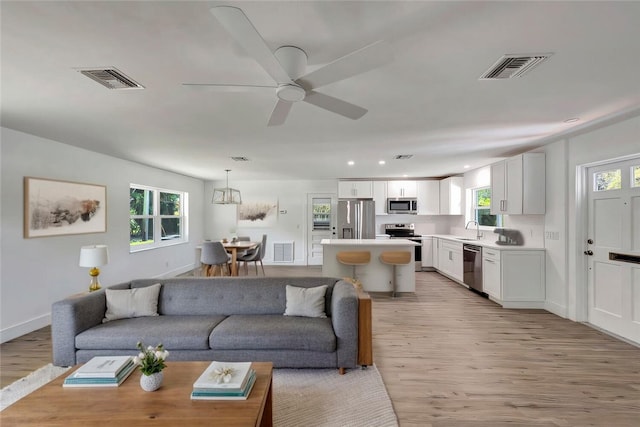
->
<box><xmin>103</xmin><ymin>283</ymin><xmax>161</xmax><ymax>323</ymax></box>
<box><xmin>284</xmin><ymin>285</ymin><xmax>328</xmax><ymax>318</ymax></box>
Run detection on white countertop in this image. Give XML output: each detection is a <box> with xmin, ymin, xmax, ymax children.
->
<box><xmin>320</xmin><ymin>238</ymin><xmax>420</xmax><ymax>246</ymax></box>
<box><xmin>427</xmin><ymin>234</ymin><xmax>545</xmax><ymax>250</ymax></box>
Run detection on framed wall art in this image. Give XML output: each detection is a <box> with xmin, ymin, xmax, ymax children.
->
<box><xmin>24</xmin><ymin>177</ymin><xmax>107</xmax><ymax>238</ymax></box>
<box><xmin>237</xmin><ymin>199</ymin><xmax>278</xmax><ymax>228</ymax></box>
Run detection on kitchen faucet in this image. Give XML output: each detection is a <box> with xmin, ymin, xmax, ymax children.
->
<box><xmin>465</xmin><ymin>220</ymin><xmax>483</xmax><ymax>240</ymax></box>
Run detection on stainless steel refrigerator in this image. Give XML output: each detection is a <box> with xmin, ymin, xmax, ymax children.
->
<box><xmin>337</xmin><ymin>199</ymin><xmax>376</xmax><ymax>239</ymax></box>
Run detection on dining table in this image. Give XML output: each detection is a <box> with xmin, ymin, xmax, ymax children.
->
<box><xmin>222</xmin><ymin>240</ymin><xmax>259</xmax><ymax>276</ymax></box>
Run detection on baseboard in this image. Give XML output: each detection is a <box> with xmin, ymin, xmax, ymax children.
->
<box><xmin>0</xmin><ymin>313</ymin><xmax>51</xmax><ymax>344</ymax></box>
<box><xmin>545</xmin><ymin>300</ymin><xmax>568</xmax><ymax>318</ymax></box>
<box><xmin>153</xmin><ymin>263</ymin><xmax>197</xmax><ymax>279</ymax></box>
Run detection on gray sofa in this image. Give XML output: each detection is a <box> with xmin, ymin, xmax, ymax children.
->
<box><xmin>52</xmin><ymin>276</ymin><xmax>359</xmax><ymax>373</ymax></box>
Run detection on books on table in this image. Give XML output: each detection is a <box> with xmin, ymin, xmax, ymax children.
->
<box><xmin>63</xmin><ymin>356</ymin><xmax>136</xmax><ymax>388</ymax></box>
<box><xmin>191</xmin><ymin>361</ymin><xmax>256</xmax><ymax>400</ymax></box>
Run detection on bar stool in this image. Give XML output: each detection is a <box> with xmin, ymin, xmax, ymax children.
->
<box><xmin>379</xmin><ymin>251</ymin><xmax>412</xmax><ymax>297</ymax></box>
<box><xmin>336</xmin><ymin>251</ymin><xmax>371</xmax><ymax>282</ymax></box>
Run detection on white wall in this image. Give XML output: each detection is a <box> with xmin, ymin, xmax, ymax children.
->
<box><xmin>0</xmin><ymin>128</ymin><xmax>205</xmax><ymax>342</ymax></box>
<box><xmin>204</xmin><ymin>179</ymin><xmax>337</xmax><ymax>265</ymax></box>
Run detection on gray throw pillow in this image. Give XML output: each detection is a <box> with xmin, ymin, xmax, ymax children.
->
<box><xmin>284</xmin><ymin>285</ymin><xmax>328</xmax><ymax>318</ymax></box>
<box><xmin>103</xmin><ymin>283</ymin><xmax>161</xmax><ymax>323</ymax></box>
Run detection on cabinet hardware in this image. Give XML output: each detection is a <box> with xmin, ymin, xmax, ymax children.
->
<box><xmin>584</xmin><ymin>250</ymin><xmax>593</xmax><ymax>256</ymax></box>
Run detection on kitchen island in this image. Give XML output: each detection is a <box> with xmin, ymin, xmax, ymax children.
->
<box><xmin>321</xmin><ymin>239</ymin><xmax>420</xmax><ymax>293</ymax></box>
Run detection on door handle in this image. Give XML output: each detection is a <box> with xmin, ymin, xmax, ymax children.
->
<box><xmin>584</xmin><ymin>250</ymin><xmax>593</xmax><ymax>256</ymax></box>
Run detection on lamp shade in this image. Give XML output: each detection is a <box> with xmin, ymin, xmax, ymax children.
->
<box><xmin>79</xmin><ymin>245</ymin><xmax>109</xmax><ymax>268</ymax></box>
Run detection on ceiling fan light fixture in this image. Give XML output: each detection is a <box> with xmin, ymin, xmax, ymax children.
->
<box><xmin>276</xmin><ymin>84</ymin><xmax>306</xmax><ymax>102</ymax></box>
<box><xmin>212</xmin><ymin>169</ymin><xmax>242</xmax><ymax>205</ymax></box>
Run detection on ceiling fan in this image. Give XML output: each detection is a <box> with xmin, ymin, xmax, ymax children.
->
<box><xmin>183</xmin><ymin>6</ymin><xmax>393</xmax><ymax>126</ymax></box>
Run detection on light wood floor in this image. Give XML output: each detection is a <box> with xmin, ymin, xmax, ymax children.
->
<box><xmin>2</xmin><ymin>266</ymin><xmax>639</xmax><ymax>426</ymax></box>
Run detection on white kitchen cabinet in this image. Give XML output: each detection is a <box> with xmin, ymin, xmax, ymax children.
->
<box><xmin>387</xmin><ymin>180</ymin><xmax>417</xmax><ymax>198</ymax></box>
<box><xmin>421</xmin><ymin>237</ymin><xmax>434</xmax><ymax>269</ymax></box>
<box><xmin>432</xmin><ymin>238</ymin><xmax>439</xmax><ymax>270</ymax></box>
<box><xmin>417</xmin><ymin>180</ymin><xmax>440</xmax><ymax>215</ymax></box>
<box><xmin>483</xmin><ymin>248</ymin><xmax>545</xmax><ymax>308</ymax></box>
<box><xmin>338</xmin><ymin>181</ymin><xmax>373</xmax><ymax>199</ymax></box>
<box><xmin>373</xmin><ymin>181</ymin><xmax>388</xmax><ymax>215</ymax></box>
<box><xmin>482</xmin><ymin>248</ymin><xmax>501</xmax><ymax>299</ymax></box>
<box><xmin>490</xmin><ymin>153</ymin><xmax>545</xmax><ymax>215</ymax></box>
<box><xmin>437</xmin><ymin>240</ymin><xmax>463</xmax><ymax>282</ymax></box>
<box><xmin>439</xmin><ymin>176</ymin><xmax>463</xmax><ymax>215</ymax></box>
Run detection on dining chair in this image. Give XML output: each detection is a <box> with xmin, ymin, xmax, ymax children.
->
<box><xmin>200</xmin><ymin>241</ymin><xmax>231</xmax><ymax>276</ymax></box>
<box><xmin>238</xmin><ymin>234</ymin><xmax>267</xmax><ymax>275</ymax></box>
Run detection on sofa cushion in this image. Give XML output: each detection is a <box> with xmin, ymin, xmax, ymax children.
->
<box><xmin>284</xmin><ymin>285</ymin><xmax>327</xmax><ymax>318</ymax></box>
<box><xmin>76</xmin><ymin>315</ymin><xmax>226</xmax><ymax>350</ymax></box>
<box><xmin>210</xmin><ymin>315</ymin><xmax>336</xmax><ymax>352</ymax></box>
<box><xmin>103</xmin><ymin>283</ymin><xmax>161</xmax><ymax>323</ymax></box>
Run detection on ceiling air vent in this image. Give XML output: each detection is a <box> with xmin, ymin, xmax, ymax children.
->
<box><xmin>78</xmin><ymin>68</ymin><xmax>144</xmax><ymax>90</ymax></box>
<box><xmin>394</xmin><ymin>155</ymin><xmax>413</xmax><ymax>160</ymax></box>
<box><xmin>231</xmin><ymin>156</ymin><xmax>250</xmax><ymax>162</ymax></box>
<box><xmin>479</xmin><ymin>53</ymin><xmax>553</xmax><ymax>80</ymax></box>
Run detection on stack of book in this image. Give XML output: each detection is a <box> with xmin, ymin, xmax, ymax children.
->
<box><xmin>63</xmin><ymin>355</ymin><xmax>136</xmax><ymax>388</ymax></box>
<box><xmin>191</xmin><ymin>361</ymin><xmax>256</xmax><ymax>400</ymax></box>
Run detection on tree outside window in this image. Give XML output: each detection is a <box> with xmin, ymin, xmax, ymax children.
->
<box><xmin>130</xmin><ymin>185</ymin><xmax>187</xmax><ymax>251</ymax></box>
<box><xmin>472</xmin><ymin>187</ymin><xmax>502</xmax><ymax>227</ymax></box>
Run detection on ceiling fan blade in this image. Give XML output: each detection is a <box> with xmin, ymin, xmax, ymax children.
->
<box><xmin>267</xmin><ymin>99</ymin><xmax>293</xmax><ymax>126</ymax></box>
<box><xmin>210</xmin><ymin>6</ymin><xmax>293</xmax><ymax>84</ymax></box>
<box><xmin>296</xmin><ymin>40</ymin><xmax>393</xmax><ymax>90</ymax></box>
<box><xmin>182</xmin><ymin>83</ymin><xmax>275</xmax><ymax>93</ymax></box>
<box><xmin>303</xmin><ymin>91</ymin><xmax>367</xmax><ymax>120</ymax></box>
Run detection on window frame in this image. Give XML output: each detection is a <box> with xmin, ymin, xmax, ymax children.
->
<box><xmin>130</xmin><ymin>184</ymin><xmax>188</xmax><ymax>252</ymax></box>
<box><xmin>468</xmin><ymin>186</ymin><xmax>503</xmax><ymax>230</ymax></box>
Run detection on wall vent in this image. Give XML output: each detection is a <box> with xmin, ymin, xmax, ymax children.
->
<box><xmin>394</xmin><ymin>155</ymin><xmax>413</xmax><ymax>160</ymax></box>
<box><xmin>273</xmin><ymin>241</ymin><xmax>294</xmax><ymax>263</ymax></box>
<box><xmin>479</xmin><ymin>53</ymin><xmax>553</xmax><ymax>80</ymax></box>
<box><xmin>77</xmin><ymin>67</ymin><xmax>144</xmax><ymax>89</ymax></box>
<box><xmin>231</xmin><ymin>156</ymin><xmax>250</xmax><ymax>162</ymax></box>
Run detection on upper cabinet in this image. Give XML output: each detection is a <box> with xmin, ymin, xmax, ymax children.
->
<box><xmin>491</xmin><ymin>153</ymin><xmax>545</xmax><ymax>215</ymax></box>
<box><xmin>417</xmin><ymin>180</ymin><xmax>440</xmax><ymax>215</ymax></box>
<box><xmin>373</xmin><ymin>181</ymin><xmax>388</xmax><ymax>215</ymax></box>
<box><xmin>439</xmin><ymin>176</ymin><xmax>463</xmax><ymax>215</ymax></box>
<box><xmin>338</xmin><ymin>181</ymin><xmax>373</xmax><ymax>199</ymax></box>
<box><xmin>387</xmin><ymin>180</ymin><xmax>418</xmax><ymax>198</ymax></box>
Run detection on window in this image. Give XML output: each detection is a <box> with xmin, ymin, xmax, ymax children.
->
<box><xmin>632</xmin><ymin>165</ymin><xmax>640</xmax><ymax>188</ymax></box>
<box><xmin>130</xmin><ymin>185</ymin><xmax>187</xmax><ymax>251</ymax></box>
<box><xmin>471</xmin><ymin>187</ymin><xmax>502</xmax><ymax>227</ymax></box>
<box><xmin>593</xmin><ymin>169</ymin><xmax>621</xmax><ymax>191</ymax></box>
<box><xmin>312</xmin><ymin>198</ymin><xmax>332</xmax><ymax>231</ymax></box>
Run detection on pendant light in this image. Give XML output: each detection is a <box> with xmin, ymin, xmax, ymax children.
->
<box><xmin>212</xmin><ymin>169</ymin><xmax>242</xmax><ymax>204</ymax></box>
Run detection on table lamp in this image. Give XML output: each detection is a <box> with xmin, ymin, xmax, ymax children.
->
<box><xmin>79</xmin><ymin>245</ymin><xmax>109</xmax><ymax>292</ymax></box>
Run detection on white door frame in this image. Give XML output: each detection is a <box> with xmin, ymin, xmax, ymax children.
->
<box><xmin>575</xmin><ymin>153</ymin><xmax>640</xmax><ymax>324</ymax></box>
<box><xmin>305</xmin><ymin>193</ymin><xmax>337</xmax><ymax>266</ymax></box>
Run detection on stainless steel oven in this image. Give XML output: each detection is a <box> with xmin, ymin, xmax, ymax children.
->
<box><xmin>384</xmin><ymin>223</ymin><xmax>421</xmax><ymax>271</ymax></box>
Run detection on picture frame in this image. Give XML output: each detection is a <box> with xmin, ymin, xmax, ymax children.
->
<box><xmin>237</xmin><ymin>200</ymin><xmax>278</xmax><ymax>228</ymax></box>
<box><xmin>24</xmin><ymin>177</ymin><xmax>107</xmax><ymax>238</ymax></box>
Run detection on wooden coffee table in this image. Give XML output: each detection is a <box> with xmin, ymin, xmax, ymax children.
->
<box><xmin>1</xmin><ymin>361</ymin><xmax>273</xmax><ymax>427</ymax></box>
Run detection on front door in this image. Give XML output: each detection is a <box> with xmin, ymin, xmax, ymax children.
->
<box><xmin>586</xmin><ymin>157</ymin><xmax>640</xmax><ymax>343</ymax></box>
<box><xmin>307</xmin><ymin>194</ymin><xmax>337</xmax><ymax>265</ymax></box>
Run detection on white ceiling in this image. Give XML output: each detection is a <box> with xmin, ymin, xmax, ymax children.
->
<box><xmin>2</xmin><ymin>1</ymin><xmax>640</xmax><ymax>181</ymax></box>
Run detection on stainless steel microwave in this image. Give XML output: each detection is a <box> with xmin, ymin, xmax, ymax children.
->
<box><xmin>387</xmin><ymin>198</ymin><xmax>418</xmax><ymax>214</ymax></box>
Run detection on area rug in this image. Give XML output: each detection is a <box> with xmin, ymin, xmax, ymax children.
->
<box><xmin>1</xmin><ymin>364</ymin><xmax>398</xmax><ymax>426</ymax></box>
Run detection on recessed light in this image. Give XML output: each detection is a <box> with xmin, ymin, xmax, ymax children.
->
<box><xmin>463</xmin><ymin>165</ymin><xmax>470</xmax><ymax>169</ymax></box>
<box><xmin>378</xmin><ymin>160</ymin><xmax>386</xmax><ymax>165</ymax></box>
<box><xmin>564</xmin><ymin>117</ymin><xmax>580</xmax><ymax>123</ymax></box>
<box><xmin>402</xmin><ymin>174</ymin><xmax>408</xmax><ymax>178</ymax></box>
<box><xmin>347</xmin><ymin>160</ymin><xmax>355</xmax><ymax>166</ymax></box>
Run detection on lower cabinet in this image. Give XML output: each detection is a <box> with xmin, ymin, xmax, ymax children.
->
<box><xmin>421</xmin><ymin>237</ymin><xmax>434</xmax><ymax>269</ymax></box>
<box><xmin>438</xmin><ymin>240</ymin><xmax>463</xmax><ymax>282</ymax></box>
<box><xmin>483</xmin><ymin>248</ymin><xmax>545</xmax><ymax>308</ymax></box>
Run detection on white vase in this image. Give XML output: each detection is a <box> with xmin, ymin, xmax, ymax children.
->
<box><xmin>140</xmin><ymin>372</ymin><xmax>163</xmax><ymax>392</ymax></box>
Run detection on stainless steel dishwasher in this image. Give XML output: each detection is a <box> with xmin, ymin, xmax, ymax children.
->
<box><xmin>463</xmin><ymin>244</ymin><xmax>483</xmax><ymax>293</ymax></box>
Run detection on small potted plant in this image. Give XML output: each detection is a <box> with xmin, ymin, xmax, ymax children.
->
<box><xmin>134</xmin><ymin>341</ymin><xmax>169</xmax><ymax>392</ymax></box>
